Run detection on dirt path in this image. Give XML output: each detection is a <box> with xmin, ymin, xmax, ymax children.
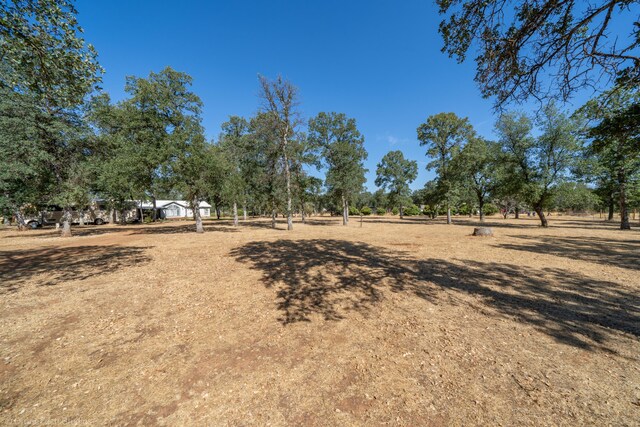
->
<box><xmin>1</xmin><ymin>216</ymin><xmax>638</xmax><ymax>425</ymax></box>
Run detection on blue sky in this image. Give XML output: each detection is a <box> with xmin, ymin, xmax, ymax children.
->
<box><xmin>76</xmin><ymin>0</ymin><xmax>595</xmax><ymax>191</ymax></box>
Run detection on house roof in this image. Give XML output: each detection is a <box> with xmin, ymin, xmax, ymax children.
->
<box><xmin>138</xmin><ymin>200</ymin><xmax>212</xmax><ymax>209</ymax></box>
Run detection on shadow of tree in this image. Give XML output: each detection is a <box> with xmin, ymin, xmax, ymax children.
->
<box><xmin>2</xmin><ymin>222</ymin><xmax>239</xmax><ymax>238</ymax></box>
<box><xmin>231</xmin><ymin>239</ymin><xmax>639</xmax><ymax>352</ymax></box>
<box><xmin>0</xmin><ymin>245</ymin><xmax>153</xmax><ymax>293</ymax></box>
<box><xmin>497</xmin><ymin>235</ymin><xmax>640</xmax><ymax>271</ymax></box>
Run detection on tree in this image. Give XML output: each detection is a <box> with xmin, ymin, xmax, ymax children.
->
<box><xmin>0</xmin><ymin>89</ymin><xmax>48</xmax><ymax>229</ymax></box>
<box><xmin>372</xmin><ymin>189</ymin><xmax>389</xmax><ymax>212</ymax></box>
<box><xmin>219</xmin><ymin>116</ymin><xmax>251</xmax><ymax>226</ymax></box>
<box><xmin>257</xmin><ymin>75</ymin><xmax>306</xmax><ymax>231</ymax></box>
<box><xmin>551</xmin><ymin>182</ymin><xmax>600</xmax><ymax>213</ymax></box>
<box><xmin>417</xmin><ymin>112</ymin><xmax>473</xmax><ymax>224</ymax></box>
<box><xmin>451</xmin><ymin>137</ymin><xmax>502</xmax><ymax>221</ymax></box>
<box><xmin>1</xmin><ymin>0</ymin><xmax>102</xmax><ymax>236</ymax></box>
<box><xmin>246</xmin><ymin>112</ymin><xmax>286</xmax><ymax>228</ymax></box>
<box><xmin>0</xmin><ymin>0</ymin><xmax>102</xmax><ymax>109</ymax></box>
<box><xmin>437</xmin><ymin>0</ymin><xmax>640</xmax><ymax>108</ymax></box>
<box><xmin>497</xmin><ymin>105</ymin><xmax>580</xmax><ymax>227</ymax></box>
<box><xmin>171</xmin><ymin>124</ymin><xmax>213</xmax><ymax>233</ymax></box>
<box><xmin>125</xmin><ymin>67</ymin><xmax>203</xmax><ymax>219</ymax></box>
<box><xmin>88</xmin><ymin>68</ymin><xmax>204</xmax><ymax>223</ymax></box>
<box><xmin>578</xmin><ymin>86</ymin><xmax>640</xmax><ymax>229</ymax></box>
<box><xmin>375</xmin><ymin>151</ymin><xmax>418</xmax><ymax>218</ymax></box>
<box><xmin>308</xmin><ymin>112</ymin><xmax>368</xmax><ymax>225</ymax></box>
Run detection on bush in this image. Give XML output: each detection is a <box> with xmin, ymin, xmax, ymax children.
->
<box><xmin>348</xmin><ymin>206</ymin><xmax>360</xmax><ymax>216</ymax></box>
<box><xmin>483</xmin><ymin>203</ymin><xmax>499</xmax><ymax>216</ymax></box>
<box><xmin>391</xmin><ymin>207</ymin><xmax>399</xmax><ymax>215</ymax></box>
<box><xmin>404</xmin><ymin>204</ymin><xmax>421</xmax><ymax>216</ymax></box>
<box><xmin>458</xmin><ymin>204</ymin><xmax>471</xmax><ymax>216</ymax></box>
<box><xmin>376</xmin><ymin>207</ymin><xmax>386</xmax><ymax>215</ymax></box>
<box><xmin>360</xmin><ymin>206</ymin><xmax>372</xmax><ymax>216</ymax></box>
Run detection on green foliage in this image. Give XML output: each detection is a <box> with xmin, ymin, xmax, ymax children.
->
<box><xmin>391</xmin><ymin>207</ymin><xmax>399</xmax><ymax>215</ymax></box>
<box><xmin>375</xmin><ymin>150</ymin><xmax>418</xmax><ymax>216</ymax></box>
<box><xmin>258</xmin><ymin>75</ymin><xmax>310</xmax><ymax>230</ymax></box>
<box><xmin>0</xmin><ymin>0</ymin><xmax>103</xmax><ymax>108</ymax></box>
<box><xmin>497</xmin><ymin>104</ymin><xmax>580</xmax><ymax>226</ymax></box>
<box><xmin>437</xmin><ymin>0</ymin><xmax>639</xmax><ymax>107</ymax></box>
<box><xmin>451</xmin><ymin>136</ymin><xmax>503</xmax><ymax>220</ymax></box>
<box><xmin>417</xmin><ymin>112</ymin><xmax>473</xmax><ymax>221</ymax></box>
<box><xmin>348</xmin><ymin>205</ymin><xmax>360</xmax><ymax>216</ymax></box>
<box><xmin>89</xmin><ymin>67</ymin><xmax>204</xmax><ymax>211</ymax></box>
<box><xmin>376</xmin><ymin>207</ymin><xmax>386</xmax><ymax>215</ymax></box>
<box><xmin>308</xmin><ymin>112</ymin><xmax>367</xmax><ymax>222</ymax></box>
<box><xmin>483</xmin><ymin>203</ymin><xmax>499</xmax><ymax>216</ymax></box>
<box><xmin>552</xmin><ymin>182</ymin><xmax>599</xmax><ymax>213</ymax></box>
<box><xmin>404</xmin><ymin>204</ymin><xmax>421</xmax><ymax>216</ymax></box>
<box><xmin>577</xmin><ymin>84</ymin><xmax>640</xmax><ymax>229</ymax></box>
<box><xmin>360</xmin><ymin>206</ymin><xmax>372</xmax><ymax>216</ymax></box>
<box><xmin>457</xmin><ymin>203</ymin><xmax>471</xmax><ymax>216</ymax></box>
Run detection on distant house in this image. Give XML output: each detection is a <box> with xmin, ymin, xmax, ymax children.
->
<box><xmin>138</xmin><ymin>200</ymin><xmax>211</xmax><ymax>219</ymax></box>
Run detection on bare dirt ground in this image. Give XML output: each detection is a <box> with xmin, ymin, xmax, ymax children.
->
<box><xmin>0</xmin><ymin>214</ymin><xmax>638</xmax><ymax>426</ymax></box>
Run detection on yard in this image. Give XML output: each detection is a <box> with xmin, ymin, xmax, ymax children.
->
<box><xmin>1</xmin><ymin>215</ymin><xmax>638</xmax><ymax>425</ymax></box>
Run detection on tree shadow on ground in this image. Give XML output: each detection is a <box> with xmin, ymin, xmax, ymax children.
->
<box><xmin>497</xmin><ymin>235</ymin><xmax>640</xmax><ymax>271</ymax></box>
<box><xmin>0</xmin><ymin>245</ymin><xmax>153</xmax><ymax>293</ymax></box>
<box><xmin>231</xmin><ymin>239</ymin><xmax>639</xmax><ymax>352</ymax></box>
<box><xmin>1</xmin><ymin>222</ymin><xmax>238</xmax><ymax>238</ymax></box>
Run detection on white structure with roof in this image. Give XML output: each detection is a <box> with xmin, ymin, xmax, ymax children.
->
<box><xmin>138</xmin><ymin>200</ymin><xmax>211</xmax><ymax>219</ymax></box>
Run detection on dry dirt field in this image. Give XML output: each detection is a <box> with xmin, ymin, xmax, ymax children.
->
<box><xmin>0</xmin><ymin>215</ymin><xmax>638</xmax><ymax>426</ymax></box>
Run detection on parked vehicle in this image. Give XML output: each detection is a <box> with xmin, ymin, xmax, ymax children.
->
<box><xmin>25</xmin><ymin>204</ymin><xmax>111</xmax><ymax>228</ymax></box>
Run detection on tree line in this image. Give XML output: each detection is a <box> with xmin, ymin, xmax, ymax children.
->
<box><xmin>1</xmin><ymin>1</ymin><xmax>638</xmax><ymax>236</ymax></box>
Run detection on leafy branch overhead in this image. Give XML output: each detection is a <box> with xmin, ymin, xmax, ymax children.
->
<box><xmin>438</xmin><ymin>0</ymin><xmax>640</xmax><ymax>107</ymax></box>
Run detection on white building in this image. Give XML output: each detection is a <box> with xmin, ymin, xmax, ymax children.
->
<box><xmin>138</xmin><ymin>200</ymin><xmax>212</xmax><ymax>219</ymax></box>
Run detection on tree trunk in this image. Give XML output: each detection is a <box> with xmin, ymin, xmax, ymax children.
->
<box><xmin>342</xmin><ymin>196</ymin><xmax>348</xmax><ymax>226</ymax></box>
<box><xmin>515</xmin><ymin>205</ymin><xmax>520</xmax><ymax>219</ymax></box>
<box><xmin>271</xmin><ymin>209</ymin><xmax>277</xmax><ymax>229</ymax></box>
<box><xmin>216</xmin><ymin>207</ymin><xmax>221</xmax><ymax>220</ymax></box>
<box><xmin>478</xmin><ymin>199</ymin><xmax>485</xmax><ymax>222</ymax></box>
<box><xmin>119</xmin><ymin>208</ymin><xmax>127</xmax><ymax>225</ymax></box>
<box><xmin>61</xmin><ymin>207</ymin><xmax>73</xmax><ymax>237</ymax></box>
<box><xmin>301</xmin><ymin>205</ymin><xmax>306</xmax><ymax>224</ymax></box>
<box><xmin>195</xmin><ymin>203</ymin><xmax>204</xmax><ymax>233</ymax></box>
<box><xmin>243</xmin><ymin>205</ymin><xmax>247</xmax><ymax>221</ymax></box>
<box><xmin>607</xmin><ymin>197</ymin><xmax>615</xmax><ymax>221</ymax></box>
<box><xmin>78</xmin><ymin>210</ymin><xmax>85</xmax><ymax>227</ymax></box>
<box><xmin>446</xmin><ymin>205</ymin><xmax>452</xmax><ymax>224</ymax></box>
<box><xmin>285</xmin><ymin>179</ymin><xmax>293</xmax><ymax>230</ymax></box>
<box><xmin>152</xmin><ymin>197</ymin><xmax>157</xmax><ymax>221</ymax></box>
<box><xmin>534</xmin><ymin>205</ymin><xmax>548</xmax><ymax>227</ymax></box>
<box><xmin>139</xmin><ymin>201</ymin><xmax>145</xmax><ymax>223</ymax></box>
<box><xmin>619</xmin><ymin>169</ymin><xmax>630</xmax><ymax>230</ymax></box>
<box><xmin>399</xmin><ymin>205</ymin><xmax>404</xmax><ymax>219</ymax></box>
<box><xmin>233</xmin><ymin>202</ymin><xmax>239</xmax><ymax>227</ymax></box>
<box><xmin>14</xmin><ymin>210</ymin><xmax>27</xmax><ymax>231</ymax></box>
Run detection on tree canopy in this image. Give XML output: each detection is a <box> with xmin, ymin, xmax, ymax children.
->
<box><xmin>438</xmin><ymin>0</ymin><xmax>640</xmax><ymax>107</ymax></box>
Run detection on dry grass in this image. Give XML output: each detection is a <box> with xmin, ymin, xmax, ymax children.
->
<box><xmin>0</xmin><ymin>215</ymin><xmax>638</xmax><ymax>426</ymax></box>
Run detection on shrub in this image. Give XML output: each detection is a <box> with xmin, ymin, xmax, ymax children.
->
<box><xmin>391</xmin><ymin>207</ymin><xmax>399</xmax><ymax>215</ymax></box>
<box><xmin>360</xmin><ymin>206</ymin><xmax>372</xmax><ymax>216</ymax></box>
<box><xmin>483</xmin><ymin>203</ymin><xmax>499</xmax><ymax>216</ymax></box>
<box><xmin>348</xmin><ymin>206</ymin><xmax>360</xmax><ymax>216</ymax></box>
<box><xmin>376</xmin><ymin>207</ymin><xmax>386</xmax><ymax>215</ymax></box>
<box><xmin>404</xmin><ymin>204</ymin><xmax>421</xmax><ymax>216</ymax></box>
<box><xmin>458</xmin><ymin>204</ymin><xmax>471</xmax><ymax>216</ymax></box>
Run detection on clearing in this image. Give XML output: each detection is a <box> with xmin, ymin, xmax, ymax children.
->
<box><xmin>0</xmin><ymin>215</ymin><xmax>638</xmax><ymax>426</ymax></box>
